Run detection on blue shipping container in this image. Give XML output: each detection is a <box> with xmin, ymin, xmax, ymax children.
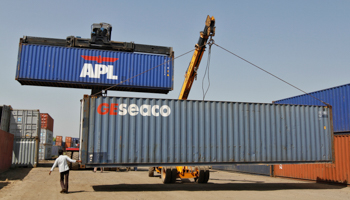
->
<box><xmin>16</xmin><ymin>43</ymin><xmax>174</xmax><ymax>94</ymax></box>
<box><xmin>274</xmin><ymin>83</ymin><xmax>350</xmax><ymax>133</ymax></box>
<box><xmin>72</xmin><ymin>138</ymin><xmax>79</xmax><ymax>147</ymax></box>
<box><xmin>80</xmin><ymin>96</ymin><xmax>334</xmax><ymax>167</ymax></box>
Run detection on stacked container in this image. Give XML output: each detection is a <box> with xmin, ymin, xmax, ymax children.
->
<box><xmin>272</xmin><ymin>83</ymin><xmax>350</xmax><ymax>185</ymax></box>
<box><xmin>215</xmin><ymin>83</ymin><xmax>350</xmax><ymax>185</ymax></box>
<box><xmin>9</xmin><ymin>109</ymin><xmax>40</xmax><ymax>167</ymax></box>
<box><xmin>55</xmin><ymin>136</ymin><xmax>62</xmax><ymax>147</ymax></box>
<box><xmin>72</xmin><ymin>138</ymin><xmax>79</xmax><ymax>147</ymax></box>
<box><xmin>38</xmin><ymin>113</ymin><xmax>54</xmax><ymax>160</ymax></box>
<box><xmin>0</xmin><ymin>105</ymin><xmax>13</xmax><ymax>172</ymax></box>
<box><xmin>65</xmin><ymin>137</ymin><xmax>72</xmax><ymax>148</ymax></box>
<box><xmin>0</xmin><ymin>105</ymin><xmax>12</xmax><ymax>132</ymax></box>
<box><xmin>9</xmin><ymin>110</ymin><xmax>41</xmax><ymax>138</ymax></box>
<box><xmin>41</xmin><ymin>113</ymin><xmax>54</xmax><ymax>132</ymax></box>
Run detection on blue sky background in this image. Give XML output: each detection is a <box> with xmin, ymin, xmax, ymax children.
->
<box><xmin>1</xmin><ymin>0</ymin><xmax>349</xmax><ymax>139</ymax></box>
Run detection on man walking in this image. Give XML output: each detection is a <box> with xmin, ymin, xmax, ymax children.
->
<box><xmin>49</xmin><ymin>150</ymin><xmax>81</xmax><ymax>193</ymax></box>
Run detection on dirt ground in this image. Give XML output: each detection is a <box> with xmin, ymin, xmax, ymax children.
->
<box><xmin>0</xmin><ymin>161</ymin><xmax>349</xmax><ymax>200</ymax></box>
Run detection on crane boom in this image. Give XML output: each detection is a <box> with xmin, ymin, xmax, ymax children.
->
<box><xmin>151</xmin><ymin>16</ymin><xmax>216</xmax><ymax>184</ymax></box>
<box><xmin>178</xmin><ymin>15</ymin><xmax>215</xmax><ymax>100</ymax></box>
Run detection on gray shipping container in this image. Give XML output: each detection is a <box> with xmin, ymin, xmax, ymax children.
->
<box><xmin>80</xmin><ymin>96</ymin><xmax>334</xmax><ymax>167</ymax></box>
<box><xmin>39</xmin><ymin>144</ymin><xmax>52</xmax><ymax>160</ymax></box>
<box><xmin>0</xmin><ymin>105</ymin><xmax>12</xmax><ymax>132</ymax></box>
<box><xmin>213</xmin><ymin>164</ymin><xmax>271</xmax><ymax>176</ymax></box>
<box><xmin>40</xmin><ymin>129</ymin><xmax>53</xmax><ymax>145</ymax></box>
<box><xmin>12</xmin><ymin>137</ymin><xmax>39</xmax><ymax>167</ymax></box>
<box><xmin>9</xmin><ymin>109</ymin><xmax>41</xmax><ymax>138</ymax></box>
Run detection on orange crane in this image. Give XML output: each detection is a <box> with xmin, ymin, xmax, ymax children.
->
<box><xmin>148</xmin><ymin>15</ymin><xmax>215</xmax><ymax>183</ymax></box>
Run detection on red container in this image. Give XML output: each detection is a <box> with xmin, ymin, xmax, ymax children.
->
<box><xmin>65</xmin><ymin>142</ymin><xmax>71</xmax><ymax>148</ymax></box>
<box><xmin>56</xmin><ymin>136</ymin><xmax>62</xmax><ymax>142</ymax></box>
<box><xmin>55</xmin><ymin>141</ymin><xmax>62</xmax><ymax>146</ymax></box>
<box><xmin>274</xmin><ymin>135</ymin><xmax>350</xmax><ymax>185</ymax></box>
<box><xmin>65</xmin><ymin>137</ymin><xmax>72</xmax><ymax>143</ymax></box>
<box><xmin>41</xmin><ymin>113</ymin><xmax>54</xmax><ymax>132</ymax></box>
<box><xmin>0</xmin><ymin>130</ymin><xmax>14</xmax><ymax>173</ymax></box>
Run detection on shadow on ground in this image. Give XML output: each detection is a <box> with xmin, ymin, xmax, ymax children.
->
<box><xmin>0</xmin><ymin>182</ymin><xmax>9</xmax><ymax>190</ymax></box>
<box><xmin>0</xmin><ymin>168</ymin><xmax>32</xmax><ymax>181</ymax></box>
<box><xmin>37</xmin><ymin>160</ymin><xmax>55</xmax><ymax>167</ymax></box>
<box><xmin>67</xmin><ymin>190</ymin><xmax>86</xmax><ymax>194</ymax></box>
<box><xmin>93</xmin><ymin>182</ymin><xmax>346</xmax><ymax>192</ymax></box>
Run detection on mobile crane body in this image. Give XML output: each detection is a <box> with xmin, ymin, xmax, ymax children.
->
<box><xmin>149</xmin><ymin>15</ymin><xmax>215</xmax><ymax>183</ymax></box>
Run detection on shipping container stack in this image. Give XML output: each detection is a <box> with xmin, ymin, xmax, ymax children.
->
<box><xmin>214</xmin><ymin>83</ymin><xmax>350</xmax><ymax>185</ymax></box>
<box><xmin>9</xmin><ymin>109</ymin><xmax>41</xmax><ymax>167</ymax></box>
<box><xmin>272</xmin><ymin>83</ymin><xmax>350</xmax><ymax>185</ymax></box>
<box><xmin>52</xmin><ymin>135</ymin><xmax>63</xmax><ymax>158</ymax></box>
<box><xmin>0</xmin><ymin>105</ymin><xmax>14</xmax><ymax>173</ymax></box>
<box><xmin>38</xmin><ymin>113</ymin><xmax>54</xmax><ymax>160</ymax></box>
<box><xmin>65</xmin><ymin>137</ymin><xmax>72</xmax><ymax>149</ymax></box>
<box><xmin>72</xmin><ymin>138</ymin><xmax>79</xmax><ymax>147</ymax></box>
<box><xmin>52</xmin><ymin>135</ymin><xmax>61</xmax><ymax>158</ymax></box>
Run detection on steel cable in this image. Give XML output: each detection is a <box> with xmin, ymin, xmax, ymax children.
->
<box><xmin>213</xmin><ymin>43</ymin><xmax>331</xmax><ymax>107</ymax></box>
<box><xmin>202</xmin><ymin>38</ymin><xmax>214</xmax><ymax>100</ymax></box>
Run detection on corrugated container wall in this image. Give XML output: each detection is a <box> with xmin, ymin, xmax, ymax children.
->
<box><xmin>9</xmin><ymin>110</ymin><xmax>41</xmax><ymax>138</ymax></box>
<box><xmin>0</xmin><ymin>105</ymin><xmax>12</xmax><ymax>132</ymax></box>
<box><xmin>274</xmin><ymin>83</ymin><xmax>350</xmax><ymax>133</ymax></box>
<box><xmin>213</xmin><ymin>164</ymin><xmax>271</xmax><ymax>176</ymax></box>
<box><xmin>12</xmin><ymin>137</ymin><xmax>39</xmax><ymax>167</ymax></box>
<box><xmin>41</xmin><ymin>113</ymin><xmax>54</xmax><ymax>132</ymax></box>
<box><xmin>0</xmin><ymin>130</ymin><xmax>14</xmax><ymax>173</ymax></box>
<box><xmin>80</xmin><ymin>96</ymin><xmax>334</xmax><ymax>167</ymax></box>
<box><xmin>51</xmin><ymin>145</ymin><xmax>62</xmax><ymax>157</ymax></box>
<box><xmin>39</xmin><ymin>144</ymin><xmax>52</xmax><ymax>160</ymax></box>
<box><xmin>274</xmin><ymin>135</ymin><xmax>350</xmax><ymax>185</ymax></box>
<box><xmin>40</xmin><ymin>129</ymin><xmax>53</xmax><ymax>145</ymax></box>
<box><xmin>16</xmin><ymin>44</ymin><xmax>174</xmax><ymax>94</ymax></box>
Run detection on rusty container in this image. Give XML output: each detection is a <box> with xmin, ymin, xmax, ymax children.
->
<box><xmin>274</xmin><ymin>134</ymin><xmax>350</xmax><ymax>185</ymax></box>
<box><xmin>0</xmin><ymin>130</ymin><xmax>14</xmax><ymax>173</ymax></box>
<box><xmin>65</xmin><ymin>137</ymin><xmax>72</xmax><ymax>143</ymax></box>
<box><xmin>41</xmin><ymin>113</ymin><xmax>54</xmax><ymax>132</ymax></box>
<box><xmin>65</xmin><ymin>142</ymin><xmax>71</xmax><ymax>149</ymax></box>
<box><xmin>56</xmin><ymin>136</ymin><xmax>62</xmax><ymax>142</ymax></box>
<box><xmin>55</xmin><ymin>141</ymin><xmax>62</xmax><ymax>146</ymax></box>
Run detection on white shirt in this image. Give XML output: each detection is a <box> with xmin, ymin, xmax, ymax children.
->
<box><xmin>50</xmin><ymin>155</ymin><xmax>76</xmax><ymax>172</ymax></box>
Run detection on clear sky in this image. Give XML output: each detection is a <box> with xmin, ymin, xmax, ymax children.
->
<box><xmin>1</xmin><ymin>0</ymin><xmax>349</xmax><ymax>140</ymax></box>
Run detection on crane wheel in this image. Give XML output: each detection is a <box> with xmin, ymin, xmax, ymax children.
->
<box><xmin>161</xmin><ymin>167</ymin><xmax>172</xmax><ymax>184</ymax></box>
<box><xmin>148</xmin><ymin>167</ymin><xmax>155</xmax><ymax>177</ymax></box>
<box><xmin>195</xmin><ymin>167</ymin><xmax>206</xmax><ymax>184</ymax></box>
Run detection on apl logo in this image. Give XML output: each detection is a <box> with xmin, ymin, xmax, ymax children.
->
<box><xmin>79</xmin><ymin>55</ymin><xmax>119</xmax><ymax>80</ymax></box>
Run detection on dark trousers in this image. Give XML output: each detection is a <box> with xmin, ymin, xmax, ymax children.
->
<box><xmin>60</xmin><ymin>170</ymin><xmax>69</xmax><ymax>192</ymax></box>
